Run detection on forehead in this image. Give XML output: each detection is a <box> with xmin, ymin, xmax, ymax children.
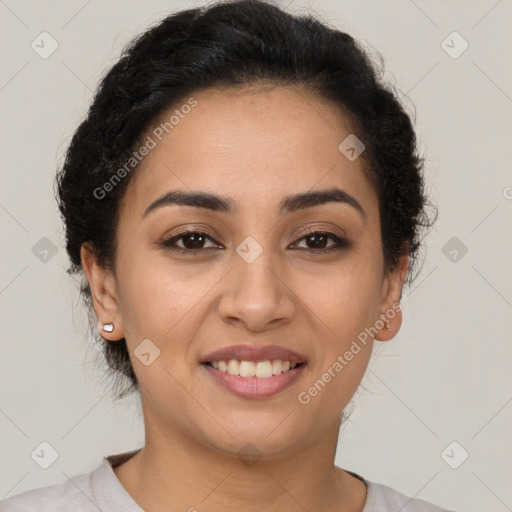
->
<box><xmin>122</xmin><ymin>84</ymin><xmax>377</xmax><ymax>220</ymax></box>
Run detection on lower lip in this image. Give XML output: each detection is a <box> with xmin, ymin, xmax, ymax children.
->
<box><xmin>202</xmin><ymin>363</ymin><xmax>306</xmax><ymax>399</ymax></box>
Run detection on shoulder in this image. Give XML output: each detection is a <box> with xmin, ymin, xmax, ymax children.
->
<box><xmin>0</xmin><ymin>469</ymin><xmax>95</xmax><ymax>511</ymax></box>
<box><xmin>0</xmin><ymin>450</ymin><xmax>142</xmax><ymax>512</ymax></box>
<box><xmin>364</xmin><ymin>479</ymin><xmax>457</xmax><ymax>512</ymax></box>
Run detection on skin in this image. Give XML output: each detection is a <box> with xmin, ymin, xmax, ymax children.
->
<box><xmin>81</xmin><ymin>83</ymin><xmax>408</xmax><ymax>512</ymax></box>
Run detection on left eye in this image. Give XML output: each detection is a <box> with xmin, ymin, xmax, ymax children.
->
<box><xmin>161</xmin><ymin>230</ymin><xmax>219</xmax><ymax>251</ymax></box>
<box><xmin>161</xmin><ymin>230</ymin><xmax>350</xmax><ymax>254</ymax></box>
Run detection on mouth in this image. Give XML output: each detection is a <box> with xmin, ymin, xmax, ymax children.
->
<box><xmin>203</xmin><ymin>359</ymin><xmax>305</xmax><ymax>377</ymax></box>
<box><xmin>200</xmin><ymin>344</ymin><xmax>307</xmax><ymax>399</ymax></box>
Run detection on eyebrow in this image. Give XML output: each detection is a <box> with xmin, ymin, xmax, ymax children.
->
<box><xmin>142</xmin><ymin>187</ymin><xmax>365</xmax><ymax>219</ymax></box>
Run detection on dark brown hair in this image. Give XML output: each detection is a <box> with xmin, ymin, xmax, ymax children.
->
<box><xmin>55</xmin><ymin>0</ymin><xmax>436</xmax><ymax>399</ymax></box>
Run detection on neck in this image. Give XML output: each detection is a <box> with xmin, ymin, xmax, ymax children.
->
<box><xmin>114</xmin><ymin>408</ymin><xmax>366</xmax><ymax>512</ymax></box>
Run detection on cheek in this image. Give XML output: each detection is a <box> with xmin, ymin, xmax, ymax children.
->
<box><xmin>115</xmin><ymin>249</ymin><xmax>218</xmax><ymax>345</ymax></box>
<box><xmin>291</xmin><ymin>255</ymin><xmax>380</xmax><ymax>404</ymax></box>
<box><xmin>297</xmin><ymin>258</ymin><xmax>381</xmax><ymax>342</ymax></box>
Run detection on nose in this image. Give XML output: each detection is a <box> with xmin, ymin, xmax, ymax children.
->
<box><xmin>217</xmin><ymin>246</ymin><xmax>295</xmax><ymax>332</ymax></box>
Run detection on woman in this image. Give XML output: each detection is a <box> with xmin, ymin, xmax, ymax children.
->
<box><xmin>1</xmin><ymin>0</ymin><xmax>456</xmax><ymax>510</ymax></box>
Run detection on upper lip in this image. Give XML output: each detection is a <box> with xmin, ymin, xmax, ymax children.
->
<box><xmin>201</xmin><ymin>344</ymin><xmax>307</xmax><ymax>364</ymax></box>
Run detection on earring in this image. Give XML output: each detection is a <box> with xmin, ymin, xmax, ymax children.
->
<box><xmin>385</xmin><ymin>319</ymin><xmax>392</xmax><ymax>331</ymax></box>
<box><xmin>102</xmin><ymin>323</ymin><xmax>114</xmax><ymax>333</ymax></box>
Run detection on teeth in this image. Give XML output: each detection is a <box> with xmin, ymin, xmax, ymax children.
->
<box><xmin>255</xmin><ymin>360</ymin><xmax>273</xmax><ymax>378</ymax></box>
<box><xmin>239</xmin><ymin>361</ymin><xmax>256</xmax><ymax>377</ymax></box>
<box><xmin>227</xmin><ymin>359</ymin><xmax>239</xmax><ymax>376</ymax></box>
<box><xmin>208</xmin><ymin>359</ymin><xmax>301</xmax><ymax>378</ymax></box>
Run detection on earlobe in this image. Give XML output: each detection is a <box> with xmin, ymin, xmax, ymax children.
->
<box><xmin>374</xmin><ymin>252</ymin><xmax>409</xmax><ymax>342</ymax></box>
<box><xmin>374</xmin><ymin>304</ymin><xmax>403</xmax><ymax>342</ymax></box>
<box><xmin>80</xmin><ymin>243</ymin><xmax>125</xmax><ymax>341</ymax></box>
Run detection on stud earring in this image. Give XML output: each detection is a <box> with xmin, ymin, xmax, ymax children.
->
<box><xmin>102</xmin><ymin>323</ymin><xmax>114</xmax><ymax>333</ymax></box>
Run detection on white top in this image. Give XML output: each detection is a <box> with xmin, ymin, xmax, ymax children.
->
<box><xmin>0</xmin><ymin>449</ymin><xmax>456</xmax><ymax>511</ymax></box>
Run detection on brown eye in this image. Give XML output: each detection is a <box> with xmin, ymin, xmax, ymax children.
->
<box><xmin>293</xmin><ymin>231</ymin><xmax>351</xmax><ymax>253</ymax></box>
<box><xmin>161</xmin><ymin>230</ymin><xmax>220</xmax><ymax>252</ymax></box>
<box><xmin>160</xmin><ymin>229</ymin><xmax>351</xmax><ymax>256</ymax></box>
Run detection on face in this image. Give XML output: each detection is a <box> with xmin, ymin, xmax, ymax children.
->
<box><xmin>83</xmin><ymin>83</ymin><xmax>407</xmax><ymax>460</ymax></box>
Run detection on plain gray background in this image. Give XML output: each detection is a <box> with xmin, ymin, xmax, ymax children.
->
<box><xmin>1</xmin><ymin>1</ymin><xmax>511</xmax><ymax>510</ymax></box>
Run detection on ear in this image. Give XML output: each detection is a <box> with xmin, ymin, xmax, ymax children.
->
<box><xmin>80</xmin><ymin>243</ymin><xmax>125</xmax><ymax>341</ymax></box>
<box><xmin>374</xmin><ymin>250</ymin><xmax>409</xmax><ymax>342</ymax></box>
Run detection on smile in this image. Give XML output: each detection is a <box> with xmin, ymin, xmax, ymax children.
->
<box><xmin>202</xmin><ymin>360</ymin><xmax>306</xmax><ymax>399</ymax></box>
<box><xmin>206</xmin><ymin>359</ymin><xmax>301</xmax><ymax>377</ymax></box>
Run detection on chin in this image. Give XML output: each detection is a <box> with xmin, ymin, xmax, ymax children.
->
<box><xmin>193</xmin><ymin>409</ymin><xmax>314</xmax><ymax>462</ymax></box>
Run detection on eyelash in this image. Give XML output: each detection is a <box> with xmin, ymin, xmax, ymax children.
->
<box><xmin>160</xmin><ymin>228</ymin><xmax>351</xmax><ymax>255</ymax></box>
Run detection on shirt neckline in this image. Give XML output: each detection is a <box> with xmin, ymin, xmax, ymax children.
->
<box><xmin>91</xmin><ymin>449</ymin><xmax>145</xmax><ymax>512</ymax></box>
<box><xmin>94</xmin><ymin>449</ymin><xmax>373</xmax><ymax>511</ymax></box>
